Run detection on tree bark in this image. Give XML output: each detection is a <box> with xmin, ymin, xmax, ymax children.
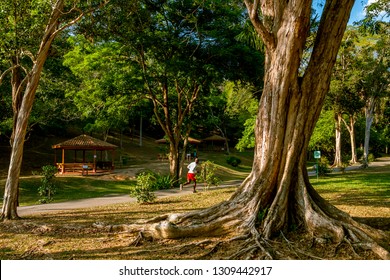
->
<box><xmin>333</xmin><ymin>112</ymin><xmax>343</xmax><ymax>167</ymax></box>
<box><xmin>342</xmin><ymin>114</ymin><xmax>358</xmax><ymax>164</ymax></box>
<box><xmin>363</xmin><ymin>96</ymin><xmax>377</xmax><ymax>167</ymax></box>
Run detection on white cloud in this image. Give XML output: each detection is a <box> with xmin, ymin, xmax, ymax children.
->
<box><xmin>366</xmin><ymin>0</ymin><xmax>379</xmax><ymax>5</ymax></box>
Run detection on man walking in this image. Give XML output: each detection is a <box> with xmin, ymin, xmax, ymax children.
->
<box><xmin>180</xmin><ymin>157</ymin><xmax>199</xmax><ymax>193</ymax></box>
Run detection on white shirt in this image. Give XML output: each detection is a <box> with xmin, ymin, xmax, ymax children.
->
<box><xmin>187</xmin><ymin>161</ymin><xmax>197</xmax><ymax>174</ymax></box>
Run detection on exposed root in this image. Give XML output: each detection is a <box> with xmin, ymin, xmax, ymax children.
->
<box><xmin>280</xmin><ymin>231</ymin><xmax>301</xmax><ymax>259</ymax></box>
<box><xmin>343</xmin><ymin>237</ymin><xmax>360</xmax><ymax>258</ymax></box>
<box><xmin>196</xmin><ymin>241</ymin><xmax>223</xmax><ymax>259</ymax></box>
<box><xmin>129</xmin><ymin>232</ymin><xmax>152</xmax><ymax>247</ymax></box>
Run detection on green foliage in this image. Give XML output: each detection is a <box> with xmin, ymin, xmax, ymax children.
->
<box><xmin>130</xmin><ymin>172</ymin><xmax>156</xmax><ymax>204</ymax></box>
<box><xmin>130</xmin><ymin>171</ymin><xmax>177</xmax><ymax>203</ymax></box>
<box><xmin>315</xmin><ymin>157</ymin><xmax>333</xmax><ymax>176</ymax></box>
<box><xmin>309</xmin><ymin>110</ymin><xmax>335</xmax><ymax>154</ymax></box>
<box><xmin>226</xmin><ymin>156</ymin><xmax>241</xmax><ymax>167</ymax></box>
<box><xmin>199</xmin><ymin>160</ymin><xmax>221</xmax><ymax>189</ymax></box>
<box><xmin>153</xmin><ymin>173</ymin><xmax>178</xmax><ymax>190</ymax></box>
<box><xmin>63</xmin><ymin>36</ymin><xmax>139</xmax><ymax>135</ymax></box>
<box><xmin>235</xmin><ymin>116</ymin><xmax>256</xmax><ymax>151</ymax></box>
<box><xmin>38</xmin><ymin>165</ymin><xmax>58</xmax><ymax>204</ymax></box>
<box><xmin>368</xmin><ymin>153</ymin><xmax>376</xmax><ymax>163</ymax></box>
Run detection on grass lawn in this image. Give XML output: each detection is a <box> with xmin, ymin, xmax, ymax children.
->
<box><xmin>0</xmin><ymin>176</ymin><xmax>135</xmax><ymax>206</ymax></box>
<box><xmin>310</xmin><ymin>166</ymin><xmax>390</xmax><ymax>223</ymax></box>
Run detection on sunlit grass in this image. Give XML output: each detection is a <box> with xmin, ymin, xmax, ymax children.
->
<box><xmin>310</xmin><ymin>166</ymin><xmax>390</xmax><ymax>217</ymax></box>
<box><xmin>0</xmin><ymin>176</ymin><xmax>135</xmax><ymax>206</ymax></box>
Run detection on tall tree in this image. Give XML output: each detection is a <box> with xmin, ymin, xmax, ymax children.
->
<box><xmin>328</xmin><ymin>28</ymin><xmax>365</xmax><ymax>165</ymax></box>
<box><xmin>357</xmin><ymin>0</ymin><xmax>390</xmax><ymax>166</ymax></box>
<box><xmin>0</xmin><ymin>0</ymin><xmax>107</xmax><ymax>220</ymax></box>
<box><xmin>87</xmin><ymin>0</ymin><xmax>262</xmax><ymax>179</ymax></box>
<box><xmin>114</xmin><ymin>0</ymin><xmax>389</xmax><ymax>259</ymax></box>
<box><xmin>358</xmin><ymin>27</ymin><xmax>389</xmax><ymax>166</ymax></box>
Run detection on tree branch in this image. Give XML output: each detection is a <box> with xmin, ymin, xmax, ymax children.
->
<box><xmin>243</xmin><ymin>0</ymin><xmax>276</xmax><ymax>50</ymax></box>
<box><xmin>0</xmin><ymin>66</ymin><xmax>18</xmax><ymax>86</ymax></box>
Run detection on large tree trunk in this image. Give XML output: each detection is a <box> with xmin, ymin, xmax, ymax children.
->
<box><xmin>109</xmin><ymin>0</ymin><xmax>389</xmax><ymax>259</ymax></box>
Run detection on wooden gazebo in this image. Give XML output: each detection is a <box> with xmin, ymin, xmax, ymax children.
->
<box><xmin>202</xmin><ymin>135</ymin><xmax>228</xmax><ymax>151</ymax></box>
<box><xmin>52</xmin><ymin>134</ymin><xmax>117</xmax><ymax>174</ymax></box>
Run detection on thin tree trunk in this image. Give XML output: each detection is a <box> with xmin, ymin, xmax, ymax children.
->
<box><xmin>363</xmin><ymin>97</ymin><xmax>377</xmax><ymax>167</ymax></box>
<box><xmin>342</xmin><ymin>114</ymin><xmax>358</xmax><ymax>164</ymax></box>
<box><xmin>349</xmin><ymin>116</ymin><xmax>357</xmax><ymax>164</ymax></box>
<box><xmin>333</xmin><ymin>112</ymin><xmax>343</xmax><ymax>167</ymax></box>
<box><xmin>2</xmin><ymin>72</ymin><xmax>45</xmax><ymax>219</ymax></box>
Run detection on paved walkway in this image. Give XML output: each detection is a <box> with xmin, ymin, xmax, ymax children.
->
<box><xmin>16</xmin><ymin>157</ymin><xmax>390</xmax><ymax>217</ymax></box>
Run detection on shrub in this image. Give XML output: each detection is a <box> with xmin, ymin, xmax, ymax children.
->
<box><xmin>368</xmin><ymin>153</ymin><xmax>375</xmax><ymax>163</ymax></box>
<box><xmin>153</xmin><ymin>173</ymin><xmax>177</xmax><ymax>190</ymax></box>
<box><xmin>315</xmin><ymin>157</ymin><xmax>332</xmax><ymax>176</ymax></box>
<box><xmin>38</xmin><ymin>165</ymin><xmax>58</xmax><ymax>204</ymax></box>
<box><xmin>200</xmin><ymin>160</ymin><xmax>221</xmax><ymax>189</ymax></box>
<box><xmin>130</xmin><ymin>172</ymin><xmax>156</xmax><ymax>203</ymax></box>
<box><xmin>226</xmin><ymin>156</ymin><xmax>241</xmax><ymax>167</ymax></box>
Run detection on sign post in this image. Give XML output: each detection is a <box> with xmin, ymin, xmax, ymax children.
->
<box><xmin>314</xmin><ymin>151</ymin><xmax>321</xmax><ymax>180</ymax></box>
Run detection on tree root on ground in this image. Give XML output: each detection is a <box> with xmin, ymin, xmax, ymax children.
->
<box><xmin>91</xmin><ymin>176</ymin><xmax>390</xmax><ymax>260</ymax></box>
<box><xmin>92</xmin><ymin>205</ymin><xmax>390</xmax><ymax>260</ymax></box>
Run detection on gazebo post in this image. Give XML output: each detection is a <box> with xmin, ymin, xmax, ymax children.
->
<box><xmin>111</xmin><ymin>150</ymin><xmax>115</xmax><ymax>170</ymax></box>
<box><xmin>62</xmin><ymin>148</ymin><xmax>65</xmax><ymax>173</ymax></box>
<box><xmin>93</xmin><ymin>149</ymin><xmax>97</xmax><ymax>173</ymax></box>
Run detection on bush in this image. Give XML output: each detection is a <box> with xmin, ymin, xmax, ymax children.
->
<box><xmin>315</xmin><ymin>157</ymin><xmax>332</xmax><ymax>176</ymax></box>
<box><xmin>226</xmin><ymin>156</ymin><xmax>241</xmax><ymax>167</ymax></box>
<box><xmin>135</xmin><ymin>170</ymin><xmax>177</xmax><ymax>190</ymax></box>
<box><xmin>368</xmin><ymin>153</ymin><xmax>376</xmax><ymax>163</ymax></box>
<box><xmin>130</xmin><ymin>172</ymin><xmax>156</xmax><ymax>204</ymax></box>
<box><xmin>200</xmin><ymin>160</ymin><xmax>221</xmax><ymax>189</ymax></box>
<box><xmin>153</xmin><ymin>173</ymin><xmax>177</xmax><ymax>190</ymax></box>
<box><xmin>38</xmin><ymin>165</ymin><xmax>58</xmax><ymax>204</ymax></box>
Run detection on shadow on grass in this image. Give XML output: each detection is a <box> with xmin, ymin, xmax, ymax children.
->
<box><xmin>311</xmin><ymin>171</ymin><xmax>390</xmax><ymax>209</ymax></box>
<box><xmin>353</xmin><ymin>217</ymin><xmax>390</xmax><ymax>231</ymax></box>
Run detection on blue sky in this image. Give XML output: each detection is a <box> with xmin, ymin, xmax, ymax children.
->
<box><xmin>349</xmin><ymin>0</ymin><xmax>368</xmax><ymax>24</ymax></box>
<box><xmin>313</xmin><ymin>0</ymin><xmax>370</xmax><ymax>25</ymax></box>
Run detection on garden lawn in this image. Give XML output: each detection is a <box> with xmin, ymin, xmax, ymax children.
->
<box><xmin>0</xmin><ymin>176</ymin><xmax>135</xmax><ymax>206</ymax></box>
<box><xmin>311</xmin><ymin>166</ymin><xmax>390</xmax><ymax>229</ymax></box>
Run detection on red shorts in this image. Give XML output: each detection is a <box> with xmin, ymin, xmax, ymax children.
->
<box><xmin>187</xmin><ymin>173</ymin><xmax>196</xmax><ymax>181</ymax></box>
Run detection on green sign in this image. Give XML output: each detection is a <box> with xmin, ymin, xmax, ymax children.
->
<box><xmin>314</xmin><ymin>151</ymin><xmax>321</xmax><ymax>159</ymax></box>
